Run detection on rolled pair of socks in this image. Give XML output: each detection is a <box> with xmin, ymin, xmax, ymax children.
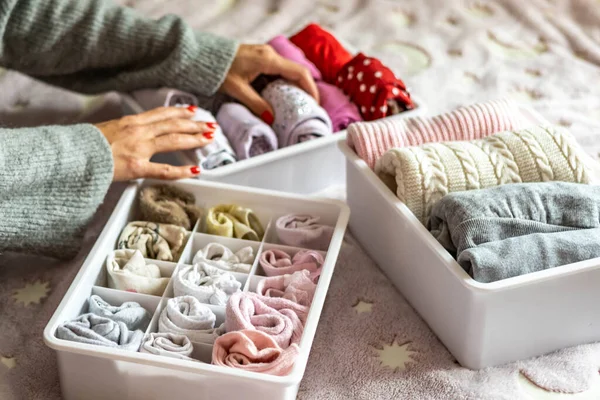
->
<box><xmin>206</xmin><ymin>204</ymin><xmax>265</xmax><ymax>241</ymax></box>
<box><xmin>106</xmin><ymin>249</ymin><xmax>169</xmax><ymax>296</ymax></box>
<box><xmin>212</xmin><ymin>329</ymin><xmax>299</xmax><ymax>376</ymax></box>
<box><xmin>256</xmin><ymin>270</ymin><xmax>317</xmax><ymax>307</ymax></box>
<box><xmin>276</xmin><ymin>214</ymin><xmax>334</xmax><ymax>251</ymax></box>
<box><xmin>268</xmin><ymin>35</ymin><xmax>362</xmax><ymax>132</ymax></box>
<box><xmin>158</xmin><ymin>296</ymin><xmax>225</xmax><ymax>344</ymax></box>
<box><xmin>140</xmin><ymin>333</ymin><xmax>195</xmax><ymax>361</ymax></box>
<box><xmin>225</xmin><ymin>292</ymin><xmax>308</xmax><ymax>349</ymax></box>
<box><xmin>173</xmin><ymin>264</ymin><xmax>241</xmax><ymax>306</ymax></box>
<box><xmin>117</xmin><ymin>221</ymin><xmax>187</xmax><ymax>262</ymax></box>
<box><xmin>259</xmin><ymin>249</ymin><xmax>324</xmax><ymax>278</ymax></box>
<box><xmin>192</xmin><ymin>243</ymin><xmax>255</xmax><ymax>274</ymax></box>
<box><xmin>139</xmin><ymin>184</ymin><xmax>203</xmax><ymax>231</ymax></box>
<box><xmin>56</xmin><ymin>295</ymin><xmax>151</xmax><ymax>351</ymax></box>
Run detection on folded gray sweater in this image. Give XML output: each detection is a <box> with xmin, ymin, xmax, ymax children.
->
<box><xmin>429</xmin><ymin>182</ymin><xmax>600</xmax><ymax>282</ymax></box>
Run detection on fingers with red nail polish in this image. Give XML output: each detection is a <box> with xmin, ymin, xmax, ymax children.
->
<box><xmin>187</xmin><ymin>105</ymin><xmax>198</xmax><ymax>113</ymax></box>
<box><xmin>261</xmin><ymin>110</ymin><xmax>274</xmax><ymax>125</ymax></box>
<box><xmin>190</xmin><ymin>166</ymin><xmax>200</xmax><ymax>175</ymax></box>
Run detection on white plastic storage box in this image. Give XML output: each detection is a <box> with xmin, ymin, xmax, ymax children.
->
<box><xmin>44</xmin><ymin>179</ymin><xmax>349</xmax><ymax>400</ymax></box>
<box><xmin>121</xmin><ymin>94</ymin><xmax>426</xmax><ymax>195</ymax></box>
<box><xmin>340</xmin><ymin>105</ymin><xmax>600</xmax><ymax>369</ymax></box>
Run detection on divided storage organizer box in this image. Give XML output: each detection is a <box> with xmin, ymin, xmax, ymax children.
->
<box><xmin>121</xmin><ymin>94</ymin><xmax>426</xmax><ymax>195</ymax></box>
<box><xmin>43</xmin><ymin>179</ymin><xmax>349</xmax><ymax>400</ymax></box>
<box><xmin>340</xmin><ymin>105</ymin><xmax>600</xmax><ymax>369</ymax></box>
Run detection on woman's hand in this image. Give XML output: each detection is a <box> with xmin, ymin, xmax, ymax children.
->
<box><xmin>219</xmin><ymin>44</ymin><xmax>319</xmax><ymax>124</ymax></box>
<box><xmin>95</xmin><ymin>106</ymin><xmax>214</xmax><ymax>181</ymax></box>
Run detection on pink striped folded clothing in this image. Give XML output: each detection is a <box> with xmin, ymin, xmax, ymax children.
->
<box><xmin>225</xmin><ymin>292</ymin><xmax>308</xmax><ymax>348</ymax></box>
<box><xmin>212</xmin><ymin>329</ymin><xmax>300</xmax><ymax>376</ymax></box>
<box><xmin>346</xmin><ymin>99</ymin><xmax>528</xmax><ymax>169</ymax></box>
<box><xmin>259</xmin><ymin>249</ymin><xmax>324</xmax><ymax>278</ymax></box>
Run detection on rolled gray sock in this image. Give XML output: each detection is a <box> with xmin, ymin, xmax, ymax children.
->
<box><xmin>56</xmin><ymin>314</ymin><xmax>144</xmax><ymax>351</ymax></box>
<box><xmin>88</xmin><ymin>295</ymin><xmax>151</xmax><ymax>331</ymax></box>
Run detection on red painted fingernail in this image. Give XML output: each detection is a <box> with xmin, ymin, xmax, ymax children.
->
<box><xmin>187</xmin><ymin>105</ymin><xmax>197</xmax><ymax>112</ymax></box>
<box><xmin>260</xmin><ymin>110</ymin><xmax>274</xmax><ymax>125</ymax></box>
<box><xmin>203</xmin><ymin>132</ymin><xmax>214</xmax><ymax>139</ymax></box>
<box><xmin>190</xmin><ymin>166</ymin><xmax>200</xmax><ymax>174</ymax></box>
<box><xmin>206</xmin><ymin>122</ymin><xmax>218</xmax><ymax>129</ymax></box>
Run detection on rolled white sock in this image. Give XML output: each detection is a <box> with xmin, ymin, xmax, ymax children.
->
<box><xmin>140</xmin><ymin>332</ymin><xmax>195</xmax><ymax>361</ymax></box>
<box><xmin>106</xmin><ymin>249</ymin><xmax>170</xmax><ymax>296</ymax></box>
<box><xmin>173</xmin><ymin>264</ymin><xmax>241</xmax><ymax>306</ymax></box>
<box><xmin>158</xmin><ymin>296</ymin><xmax>225</xmax><ymax>344</ymax></box>
<box><xmin>192</xmin><ymin>243</ymin><xmax>254</xmax><ymax>273</ymax></box>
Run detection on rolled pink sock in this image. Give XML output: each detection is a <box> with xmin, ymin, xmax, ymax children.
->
<box><xmin>212</xmin><ymin>329</ymin><xmax>300</xmax><ymax>376</ymax></box>
<box><xmin>346</xmin><ymin>99</ymin><xmax>528</xmax><ymax>169</ymax></box>
<box><xmin>276</xmin><ymin>214</ymin><xmax>334</xmax><ymax>251</ymax></box>
<box><xmin>259</xmin><ymin>249</ymin><xmax>323</xmax><ymax>277</ymax></box>
<box><xmin>225</xmin><ymin>292</ymin><xmax>308</xmax><ymax>348</ymax></box>
<box><xmin>256</xmin><ymin>270</ymin><xmax>317</xmax><ymax>307</ymax></box>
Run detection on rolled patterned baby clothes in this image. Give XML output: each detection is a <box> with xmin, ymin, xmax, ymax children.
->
<box><xmin>206</xmin><ymin>204</ymin><xmax>264</xmax><ymax>241</ymax></box>
<box><xmin>429</xmin><ymin>182</ymin><xmax>600</xmax><ymax>282</ymax></box>
<box><xmin>256</xmin><ymin>270</ymin><xmax>317</xmax><ymax>307</ymax></box>
<box><xmin>158</xmin><ymin>296</ymin><xmax>225</xmax><ymax>344</ymax></box>
<box><xmin>185</xmin><ymin>107</ymin><xmax>237</xmax><ymax>170</ymax></box>
<box><xmin>267</xmin><ymin>35</ymin><xmax>362</xmax><ymax>132</ymax></box>
<box><xmin>139</xmin><ymin>185</ymin><xmax>203</xmax><ymax>231</ymax></box>
<box><xmin>88</xmin><ymin>294</ymin><xmax>151</xmax><ymax>331</ymax></box>
<box><xmin>347</xmin><ymin>99</ymin><xmax>528</xmax><ymax>169</ymax></box>
<box><xmin>225</xmin><ymin>292</ymin><xmax>308</xmax><ymax>348</ymax></box>
<box><xmin>276</xmin><ymin>214</ymin><xmax>334</xmax><ymax>251</ymax></box>
<box><xmin>375</xmin><ymin>125</ymin><xmax>592</xmax><ymax>226</ymax></box>
<box><xmin>336</xmin><ymin>53</ymin><xmax>413</xmax><ymax>120</ymax></box>
<box><xmin>317</xmin><ymin>81</ymin><xmax>362</xmax><ymax>132</ymax></box>
<box><xmin>118</xmin><ymin>221</ymin><xmax>187</xmax><ymax>262</ymax></box>
<box><xmin>131</xmin><ymin>87</ymin><xmax>199</xmax><ymax>109</ymax></box>
<box><xmin>216</xmin><ymin>103</ymin><xmax>278</xmax><ymax>160</ymax></box>
<box><xmin>260</xmin><ymin>249</ymin><xmax>324</xmax><ymax>278</ymax></box>
<box><xmin>56</xmin><ymin>314</ymin><xmax>144</xmax><ymax>351</ymax></box>
<box><xmin>289</xmin><ymin>23</ymin><xmax>353</xmax><ymax>84</ymax></box>
<box><xmin>212</xmin><ymin>330</ymin><xmax>300</xmax><ymax>376</ymax></box>
<box><xmin>140</xmin><ymin>332</ymin><xmax>195</xmax><ymax>361</ymax></box>
<box><xmin>106</xmin><ymin>249</ymin><xmax>169</xmax><ymax>296</ymax></box>
<box><xmin>173</xmin><ymin>264</ymin><xmax>242</xmax><ymax>306</ymax></box>
<box><xmin>261</xmin><ymin>80</ymin><xmax>333</xmax><ymax>147</ymax></box>
<box><xmin>192</xmin><ymin>243</ymin><xmax>254</xmax><ymax>274</ymax></box>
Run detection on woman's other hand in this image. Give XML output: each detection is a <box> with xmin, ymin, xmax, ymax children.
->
<box><xmin>219</xmin><ymin>44</ymin><xmax>319</xmax><ymax>124</ymax></box>
<box><xmin>95</xmin><ymin>106</ymin><xmax>214</xmax><ymax>181</ymax></box>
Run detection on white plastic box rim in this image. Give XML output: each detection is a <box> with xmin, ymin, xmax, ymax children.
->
<box><xmin>339</xmin><ymin>105</ymin><xmax>600</xmax><ymax>292</ymax></box>
<box><xmin>43</xmin><ymin>178</ymin><xmax>350</xmax><ymax>387</ymax></box>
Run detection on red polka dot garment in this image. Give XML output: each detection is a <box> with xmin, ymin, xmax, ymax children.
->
<box><xmin>336</xmin><ymin>53</ymin><xmax>414</xmax><ymax>121</ymax></box>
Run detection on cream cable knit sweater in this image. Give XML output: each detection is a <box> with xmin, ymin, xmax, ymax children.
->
<box><xmin>375</xmin><ymin>125</ymin><xmax>592</xmax><ymax>225</ymax></box>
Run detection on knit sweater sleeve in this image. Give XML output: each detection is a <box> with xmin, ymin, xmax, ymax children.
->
<box><xmin>0</xmin><ymin>0</ymin><xmax>238</xmax><ymax>96</ymax></box>
<box><xmin>0</xmin><ymin>124</ymin><xmax>114</xmax><ymax>259</ymax></box>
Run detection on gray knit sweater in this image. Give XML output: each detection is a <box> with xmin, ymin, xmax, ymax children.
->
<box><xmin>0</xmin><ymin>0</ymin><xmax>238</xmax><ymax>259</ymax></box>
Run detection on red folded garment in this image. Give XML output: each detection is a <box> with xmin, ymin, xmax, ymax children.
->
<box><xmin>289</xmin><ymin>23</ymin><xmax>353</xmax><ymax>84</ymax></box>
<box><xmin>336</xmin><ymin>53</ymin><xmax>414</xmax><ymax>121</ymax></box>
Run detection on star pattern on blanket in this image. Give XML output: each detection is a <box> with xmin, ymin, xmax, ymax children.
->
<box><xmin>13</xmin><ymin>280</ymin><xmax>51</xmax><ymax>306</ymax></box>
<box><xmin>374</xmin><ymin>339</ymin><xmax>417</xmax><ymax>372</ymax></box>
<box><xmin>353</xmin><ymin>299</ymin><xmax>373</xmax><ymax>314</ymax></box>
<box><xmin>1</xmin><ymin>356</ymin><xmax>16</xmax><ymax>369</ymax></box>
